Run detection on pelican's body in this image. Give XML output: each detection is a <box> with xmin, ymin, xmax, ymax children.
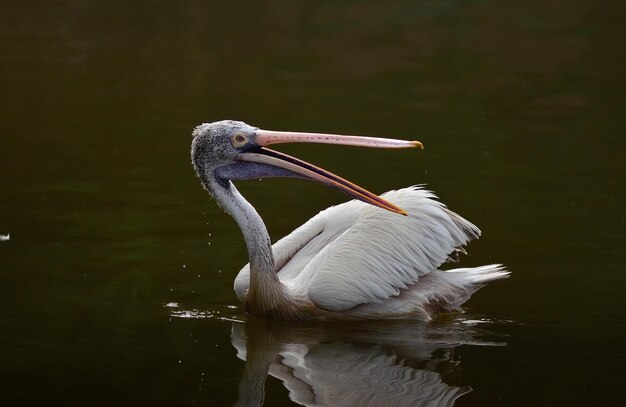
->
<box><xmin>234</xmin><ymin>187</ymin><xmax>507</xmax><ymax>320</ymax></box>
<box><xmin>191</xmin><ymin>120</ymin><xmax>508</xmax><ymax>320</ymax></box>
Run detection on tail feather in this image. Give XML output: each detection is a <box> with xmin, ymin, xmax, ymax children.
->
<box><xmin>421</xmin><ymin>265</ymin><xmax>509</xmax><ymax>314</ymax></box>
<box><xmin>444</xmin><ymin>264</ymin><xmax>510</xmax><ymax>285</ymax></box>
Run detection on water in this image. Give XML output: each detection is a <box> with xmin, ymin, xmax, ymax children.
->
<box><xmin>1</xmin><ymin>1</ymin><xmax>624</xmax><ymax>405</ymax></box>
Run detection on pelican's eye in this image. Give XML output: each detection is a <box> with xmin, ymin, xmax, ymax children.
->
<box><xmin>231</xmin><ymin>133</ymin><xmax>248</xmax><ymax>147</ymax></box>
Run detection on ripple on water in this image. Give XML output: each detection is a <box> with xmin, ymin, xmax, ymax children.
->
<box><xmin>164</xmin><ymin>302</ymin><xmax>244</xmax><ymax>322</ymax></box>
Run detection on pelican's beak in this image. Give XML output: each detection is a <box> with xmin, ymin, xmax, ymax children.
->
<box><xmin>236</xmin><ymin>129</ymin><xmax>423</xmax><ymax>216</ymax></box>
<box><xmin>255</xmin><ymin>130</ymin><xmax>423</xmax><ymax>150</ymax></box>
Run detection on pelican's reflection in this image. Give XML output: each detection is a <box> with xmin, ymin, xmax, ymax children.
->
<box><xmin>232</xmin><ymin>317</ymin><xmax>504</xmax><ymax>407</ymax></box>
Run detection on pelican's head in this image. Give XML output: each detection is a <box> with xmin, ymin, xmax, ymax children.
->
<box><xmin>191</xmin><ymin>120</ymin><xmax>422</xmax><ymax>215</ymax></box>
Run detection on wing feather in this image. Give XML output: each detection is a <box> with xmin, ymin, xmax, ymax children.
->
<box><xmin>234</xmin><ymin>201</ymin><xmax>358</xmax><ymax>302</ymax></box>
<box><xmin>304</xmin><ymin>186</ymin><xmax>481</xmax><ymax>312</ymax></box>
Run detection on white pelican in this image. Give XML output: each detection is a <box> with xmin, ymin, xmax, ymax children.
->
<box><xmin>191</xmin><ymin>120</ymin><xmax>508</xmax><ymax>320</ymax></box>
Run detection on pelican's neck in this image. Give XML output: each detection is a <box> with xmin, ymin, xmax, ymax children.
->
<box><xmin>208</xmin><ymin>177</ymin><xmax>288</xmax><ymax>316</ymax></box>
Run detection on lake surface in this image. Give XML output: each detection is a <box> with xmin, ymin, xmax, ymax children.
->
<box><xmin>1</xmin><ymin>1</ymin><xmax>624</xmax><ymax>406</ymax></box>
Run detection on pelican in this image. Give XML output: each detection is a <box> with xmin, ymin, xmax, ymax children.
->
<box><xmin>191</xmin><ymin>120</ymin><xmax>508</xmax><ymax>320</ymax></box>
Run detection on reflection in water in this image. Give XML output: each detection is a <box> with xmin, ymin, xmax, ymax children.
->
<box><xmin>231</xmin><ymin>317</ymin><xmax>504</xmax><ymax>407</ymax></box>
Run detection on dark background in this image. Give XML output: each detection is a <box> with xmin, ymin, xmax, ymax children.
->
<box><xmin>1</xmin><ymin>1</ymin><xmax>624</xmax><ymax>405</ymax></box>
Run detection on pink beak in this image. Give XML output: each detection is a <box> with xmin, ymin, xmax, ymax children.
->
<box><xmin>236</xmin><ymin>128</ymin><xmax>423</xmax><ymax>216</ymax></box>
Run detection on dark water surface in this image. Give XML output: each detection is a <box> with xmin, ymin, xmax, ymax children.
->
<box><xmin>1</xmin><ymin>1</ymin><xmax>624</xmax><ymax>406</ymax></box>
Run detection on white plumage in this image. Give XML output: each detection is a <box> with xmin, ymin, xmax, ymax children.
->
<box><xmin>234</xmin><ymin>186</ymin><xmax>508</xmax><ymax>320</ymax></box>
<box><xmin>191</xmin><ymin>120</ymin><xmax>508</xmax><ymax>320</ymax></box>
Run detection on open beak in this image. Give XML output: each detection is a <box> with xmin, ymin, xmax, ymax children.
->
<box><xmin>236</xmin><ymin>129</ymin><xmax>423</xmax><ymax>216</ymax></box>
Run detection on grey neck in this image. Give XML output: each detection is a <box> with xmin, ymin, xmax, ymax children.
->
<box><xmin>205</xmin><ymin>173</ymin><xmax>288</xmax><ymax>317</ymax></box>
